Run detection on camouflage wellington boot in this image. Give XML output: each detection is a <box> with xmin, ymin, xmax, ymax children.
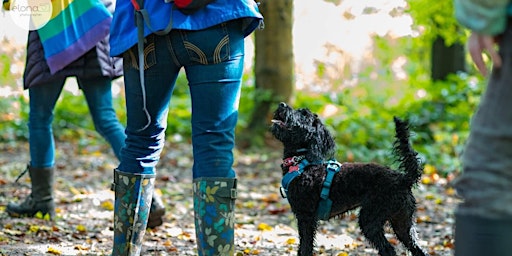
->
<box><xmin>6</xmin><ymin>165</ymin><xmax>55</xmax><ymax>219</ymax></box>
<box><xmin>193</xmin><ymin>177</ymin><xmax>237</xmax><ymax>256</ymax></box>
<box><xmin>110</xmin><ymin>184</ymin><xmax>165</xmax><ymax>229</ymax></box>
<box><xmin>112</xmin><ymin>169</ymin><xmax>155</xmax><ymax>256</ymax></box>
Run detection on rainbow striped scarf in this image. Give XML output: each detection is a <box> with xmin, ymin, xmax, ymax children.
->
<box><xmin>38</xmin><ymin>0</ymin><xmax>112</xmax><ymax>74</ymax></box>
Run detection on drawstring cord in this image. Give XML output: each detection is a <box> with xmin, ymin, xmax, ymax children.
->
<box><xmin>14</xmin><ymin>164</ymin><xmax>29</xmax><ymax>183</ymax></box>
<box><xmin>132</xmin><ymin>3</ymin><xmax>173</xmax><ymax>131</ymax></box>
<box><xmin>135</xmin><ymin>10</ymin><xmax>151</xmax><ymax>131</ymax></box>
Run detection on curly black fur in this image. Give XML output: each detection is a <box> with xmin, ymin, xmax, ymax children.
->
<box><xmin>271</xmin><ymin>103</ymin><xmax>428</xmax><ymax>256</ymax></box>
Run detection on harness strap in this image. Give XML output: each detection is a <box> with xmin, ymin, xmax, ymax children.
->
<box><xmin>280</xmin><ymin>158</ymin><xmax>341</xmax><ymax>220</ymax></box>
<box><xmin>280</xmin><ymin>158</ymin><xmax>310</xmax><ymax>198</ymax></box>
<box><xmin>317</xmin><ymin>160</ymin><xmax>341</xmax><ymax>220</ymax></box>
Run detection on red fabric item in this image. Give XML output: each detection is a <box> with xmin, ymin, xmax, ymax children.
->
<box><xmin>130</xmin><ymin>0</ymin><xmax>141</xmax><ymax>10</ymax></box>
<box><xmin>174</xmin><ymin>0</ymin><xmax>193</xmax><ymax>8</ymax></box>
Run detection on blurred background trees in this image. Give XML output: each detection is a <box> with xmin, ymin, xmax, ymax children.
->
<box><xmin>0</xmin><ymin>0</ymin><xmax>485</xmax><ymax>176</ymax></box>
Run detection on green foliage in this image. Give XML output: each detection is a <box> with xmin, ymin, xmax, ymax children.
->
<box><xmin>236</xmin><ymin>73</ymin><xmax>256</xmax><ymax>129</ymax></box>
<box><xmin>52</xmin><ymin>90</ymin><xmax>105</xmax><ymax>149</ymax></box>
<box><xmin>0</xmin><ymin>1</ymin><xmax>484</xmax><ymax>177</ymax></box>
<box><xmin>401</xmin><ymin>73</ymin><xmax>482</xmax><ymax>175</ymax></box>
<box><xmin>0</xmin><ymin>53</ymin><xmax>12</xmax><ymax>80</ymax></box>
<box><xmin>0</xmin><ymin>94</ymin><xmax>29</xmax><ymax>143</ymax></box>
<box><xmin>292</xmin><ymin>72</ymin><xmax>481</xmax><ymax>176</ymax></box>
<box><xmin>165</xmin><ymin>73</ymin><xmax>192</xmax><ymax>139</ymax></box>
<box><xmin>407</xmin><ymin>0</ymin><xmax>467</xmax><ymax>46</ymax></box>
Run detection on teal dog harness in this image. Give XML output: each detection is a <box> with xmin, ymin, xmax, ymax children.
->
<box><xmin>281</xmin><ymin>157</ymin><xmax>342</xmax><ymax>221</ymax></box>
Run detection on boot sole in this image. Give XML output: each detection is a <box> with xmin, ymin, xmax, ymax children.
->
<box><xmin>6</xmin><ymin>210</ymin><xmax>54</xmax><ymax>220</ymax></box>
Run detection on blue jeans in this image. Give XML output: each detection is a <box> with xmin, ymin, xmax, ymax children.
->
<box><xmin>118</xmin><ymin>19</ymin><xmax>245</xmax><ymax>178</ymax></box>
<box><xmin>28</xmin><ymin>76</ymin><xmax>126</xmax><ymax>167</ymax></box>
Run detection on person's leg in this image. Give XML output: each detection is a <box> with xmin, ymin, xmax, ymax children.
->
<box><xmin>455</xmin><ymin>20</ymin><xmax>512</xmax><ymax>256</ymax></box>
<box><xmin>79</xmin><ymin>75</ymin><xmax>165</xmax><ymax>228</ymax></box>
<box><xmin>182</xmin><ymin>20</ymin><xmax>245</xmax><ymax>255</ymax></box>
<box><xmin>29</xmin><ymin>79</ymin><xmax>66</xmax><ymax>168</ymax></box>
<box><xmin>113</xmin><ymin>34</ymin><xmax>180</xmax><ymax>255</ymax></box>
<box><xmin>78</xmin><ymin>76</ymin><xmax>126</xmax><ymax>159</ymax></box>
<box><xmin>117</xmin><ymin>35</ymin><xmax>179</xmax><ymax>174</ymax></box>
<box><xmin>6</xmin><ymin>79</ymin><xmax>66</xmax><ymax>219</ymax></box>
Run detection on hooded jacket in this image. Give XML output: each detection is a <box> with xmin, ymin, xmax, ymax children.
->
<box><xmin>23</xmin><ymin>0</ymin><xmax>122</xmax><ymax>89</ymax></box>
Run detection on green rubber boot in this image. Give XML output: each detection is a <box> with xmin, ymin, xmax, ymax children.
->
<box><xmin>193</xmin><ymin>177</ymin><xmax>237</xmax><ymax>256</ymax></box>
<box><xmin>6</xmin><ymin>165</ymin><xmax>55</xmax><ymax>220</ymax></box>
<box><xmin>112</xmin><ymin>169</ymin><xmax>155</xmax><ymax>256</ymax></box>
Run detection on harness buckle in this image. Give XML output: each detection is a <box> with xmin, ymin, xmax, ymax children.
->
<box><xmin>280</xmin><ymin>187</ymin><xmax>287</xmax><ymax>198</ymax></box>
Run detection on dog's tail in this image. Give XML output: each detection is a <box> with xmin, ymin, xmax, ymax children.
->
<box><xmin>392</xmin><ymin>117</ymin><xmax>423</xmax><ymax>188</ymax></box>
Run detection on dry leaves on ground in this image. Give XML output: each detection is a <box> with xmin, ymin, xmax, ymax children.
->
<box><xmin>0</xmin><ymin>141</ymin><xmax>457</xmax><ymax>255</ymax></box>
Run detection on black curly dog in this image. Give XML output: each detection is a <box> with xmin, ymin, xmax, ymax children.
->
<box><xmin>271</xmin><ymin>102</ymin><xmax>428</xmax><ymax>256</ymax></box>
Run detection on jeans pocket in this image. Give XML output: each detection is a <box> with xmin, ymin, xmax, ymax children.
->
<box><xmin>123</xmin><ymin>34</ymin><xmax>157</xmax><ymax>70</ymax></box>
<box><xmin>182</xmin><ymin>23</ymin><xmax>231</xmax><ymax>65</ymax></box>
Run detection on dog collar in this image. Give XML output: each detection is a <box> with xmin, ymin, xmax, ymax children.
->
<box><xmin>282</xmin><ymin>155</ymin><xmax>306</xmax><ymax>169</ymax></box>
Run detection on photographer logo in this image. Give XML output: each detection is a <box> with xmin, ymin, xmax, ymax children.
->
<box><xmin>8</xmin><ymin>0</ymin><xmax>52</xmax><ymax>30</ymax></box>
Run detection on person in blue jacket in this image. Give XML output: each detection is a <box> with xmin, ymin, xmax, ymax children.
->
<box><xmin>454</xmin><ymin>0</ymin><xmax>512</xmax><ymax>255</ymax></box>
<box><xmin>109</xmin><ymin>1</ymin><xmax>263</xmax><ymax>255</ymax></box>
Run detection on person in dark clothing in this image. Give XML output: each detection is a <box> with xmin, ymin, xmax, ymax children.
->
<box><xmin>453</xmin><ymin>0</ymin><xmax>512</xmax><ymax>255</ymax></box>
<box><xmin>5</xmin><ymin>0</ymin><xmax>165</xmax><ymax>228</ymax></box>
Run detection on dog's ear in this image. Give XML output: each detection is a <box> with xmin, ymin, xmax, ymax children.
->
<box><xmin>318</xmin><ymin>121</ymin><xmax>336</xmax><ymax>158</ymax></box>
<box><xmin>306</xmin><ymin>115</ymin><xmax>336</xmax><ymax>161</ymax></box>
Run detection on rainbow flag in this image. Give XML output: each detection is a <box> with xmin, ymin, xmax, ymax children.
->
<box><xmin>38</xmin><ymin>0</ymin><xmax>112</xmax><ymax>74</ymax></box>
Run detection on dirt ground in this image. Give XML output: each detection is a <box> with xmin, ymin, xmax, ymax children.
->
<box><xmin>0</xmin><ymin>140</ymin><xmax>457</xmax><ymax>255</ymax></box>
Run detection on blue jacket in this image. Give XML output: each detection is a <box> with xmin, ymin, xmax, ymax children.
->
<box><xmin>109</xmin><ymin>0</ymin><xmax>263</xmax><ymax>56</ymax></box>
<box><xmin>455</xmin><ymin>0</ymin><xmax>512</xmax><ymax>35</ymax></box>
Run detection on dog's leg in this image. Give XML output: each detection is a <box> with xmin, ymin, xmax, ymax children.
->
<box><xmin>390</xmin><ymin>209</ymin><xmax>428</xmax><ymax>256</ymax></box>
<box><xmin>296</xmin><ymin>216</ymin><xmax>318</xmax><ymax>256</ymax></box>
<box><xmin>359</xmin><ymin>207</ymin><xmax>396</xmax><ymax>256</ymax></box>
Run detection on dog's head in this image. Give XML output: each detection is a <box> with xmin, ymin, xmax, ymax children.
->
<box><xmin>271</xmin><ymin>102</ymin><xmax>335</xmax><ymax>162</ymax></box>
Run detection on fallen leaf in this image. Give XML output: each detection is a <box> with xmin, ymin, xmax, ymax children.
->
<box><xmin>74</xmin><ymin>244</ymin><xmax>90</xmax><ymax>251</ymax></box>
<box><xmin>445</xmin><ymin>187</ymin><xmax>456</xmax><ymax>196</ymax></box>
<box><xmin>268</xmin><ymin>206</ymin><xmax>288</xmax><ymax>215</ymax></box>
<box><xmin>257</xmin><ymin>223</ymin><xmax>273</xmax><ymax>231</ymax></box>
<box><xmin>261</xmin><ymin>193</ymin><xmax>280</xmax><ymax>203</ymax></box>
<box><xmin>28</xmin><ymin>225</ymin><xmax>39</xmax><ymax>233</ymax></box>
<box><xmin>421</xmin><ymin>176</ymin><xmax>432</xmax><ymax>185</ymax></box>
<box><xmin>286</xmin><ymin>237</ymin><xmax>296</xmax><ymax>245</ymax></box>
<box><xmin>425</xmin><ymin>194</ymin><xmax>435</xmax><ymax>200</ymax></box>
<box><xmin>424</xmin><ymin>164</ymin><xmax>437</xmax><ymax>175</ymax></box>
<box><xmin>76</xmin><ymin>225</ymin><xmax>87</xmax><ymax>233</ymax></box>
<box><xmin>101</xmin><ymin>200</ymin><xmax>114</xmax><ymax>211</ymax></box>
<box><xmin>69</xmin><ymin>186</ymin><xmax>81</xmax><ymax>195</ymax></box>
<box><xmin>47</xmin><ymin>246</ymin><xmax>62</xmax><ymax>255</ymax></box>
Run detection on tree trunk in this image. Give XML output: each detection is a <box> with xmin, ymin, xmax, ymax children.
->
<box><xmin>243</xmin><ymin>0</ymin><xmax>294</xmax><ymax>147</ymax></box>
<box><xmin>431</xmin><ymin>36</ymin><xmax>465</xmax><ymax>81</ymax></box>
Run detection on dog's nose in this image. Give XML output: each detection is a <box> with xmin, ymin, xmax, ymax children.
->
<box><xmin>279</xmin><ymin>102</ymin><xmax>287</xmax><ymax>108</ymax></box>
